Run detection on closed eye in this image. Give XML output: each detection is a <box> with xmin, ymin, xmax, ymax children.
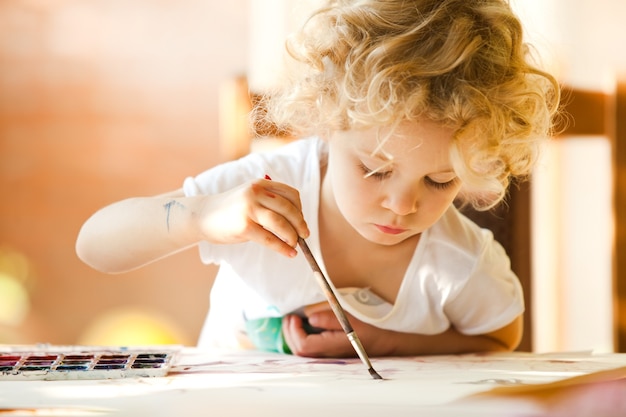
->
<box><xmin>425</xmin><ymin>176</ymin><xmax>457</xmax><ymax>190</ymax></box>
<box><xmin>359</xmin><ymin>163</ymin><xmax>392</xmax><ymax>180</ymax></box>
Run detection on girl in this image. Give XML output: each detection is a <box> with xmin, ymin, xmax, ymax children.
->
<box><xmin>76</xmin><ymin>0</ymin><xmax>560</xmax><ymax>357</ymax></box>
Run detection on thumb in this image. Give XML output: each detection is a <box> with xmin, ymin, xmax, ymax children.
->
<box><xmin>303</xmin><ymin>301</ymin><xmax>331</xmax><ymax>316</ymax></box>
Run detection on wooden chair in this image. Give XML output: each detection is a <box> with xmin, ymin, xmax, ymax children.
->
<box><xmin>223</xmin><ymin>77</ymin><xmax>626</xmax><ymax>352</ymax></box>
<box><xmin>463</xmin><ymin>83</ymin><xmax>626</xmax><ymax>352</ymax></box>
<box><xmin>458</xmin><ymin>182</ymin><xmax>533</xmax><ymax>351</ymax></box>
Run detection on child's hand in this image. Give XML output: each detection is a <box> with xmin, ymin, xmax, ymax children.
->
<box><xmin>282</xmin><ymin>302</ymin><xmax>390</xmax><ymax>357</ymax></box>
<box><xmin>198</xmin><ymin>178</ymin><xmax>310</xmax><ymax>257</ymax></box>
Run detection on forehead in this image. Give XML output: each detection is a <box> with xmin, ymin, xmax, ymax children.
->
<box><xmin>334</xmin><ymin>120</ymin><xmax>456</xmax><ymax>162</ymax></box>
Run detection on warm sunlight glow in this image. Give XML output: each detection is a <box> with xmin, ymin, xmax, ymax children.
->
<box><xmin>0</xmin><ymin>273</ymin><xmax>30</xmax><ymax>326</ymax></box>
<box><xmin>0</xmin><ymin>248</ymin><xmax>33</xmax><ymax>333</ymax></box>
<box><xmin>78</xmin><ymin>307</ymin><xmax>188</xmax><ymax>346</ymax></box>
<box><xmin>532</xmin><ymin>137</ymin><xmax>614</xmax><ymax>352</ymax></box>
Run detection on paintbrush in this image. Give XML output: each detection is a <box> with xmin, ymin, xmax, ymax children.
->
<box><xmin>263</xmin><ymin>174</ymin><xmax>382</xmax><ymax>379</ymax></box>
<box><xmin>297</xmin><ymin>236</ymin><xmax>383</xmax><ymax>380</ymax></box>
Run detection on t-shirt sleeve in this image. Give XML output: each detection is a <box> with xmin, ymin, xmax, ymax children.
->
<box><xmin>443</xmin><ymin>236</ymin><xmax>524</xmax><ymax>335</ymax></box>
<box><xmin>182</xmin><ymin>138</ymin><xmax>319</xmax><ymax>197</ymax></box>
<box><xmin>180</xmin><ymin>137</ymin><xmax>322</xmax><ymax>265</ymax></box>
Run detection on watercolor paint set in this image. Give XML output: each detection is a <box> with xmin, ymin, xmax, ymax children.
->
<box><xmin>0</xmin><ymin>346</ymin><xmax>179</xmax><ymax>380</ymax></box>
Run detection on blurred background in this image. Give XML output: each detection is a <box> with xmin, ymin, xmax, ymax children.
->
<box><xmin>0</xmin><ymin>0</ymin><xmax>625</xmax><ymax>352</ymax></box>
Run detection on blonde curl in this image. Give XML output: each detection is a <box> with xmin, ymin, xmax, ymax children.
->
<box><xmin>257</xmin><ymin>0</ymin><xmax>561</xmax><ymax>210</ymax></box>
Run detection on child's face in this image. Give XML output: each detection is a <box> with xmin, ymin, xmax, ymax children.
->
<box><xmin>326</xmin><ymin>119</ymin><xmax>462</xmax><ymax>245</ymax></box>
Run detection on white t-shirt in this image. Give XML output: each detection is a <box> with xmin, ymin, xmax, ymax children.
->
<box><xmin>183</xmin><ymin>137</ymin><xmax>524</xmax><ymax>349</ymax></box>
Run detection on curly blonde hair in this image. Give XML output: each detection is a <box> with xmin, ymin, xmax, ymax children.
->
<box><xmin>258</xmin><ymin>0</ymin><xmax>561</xmax><ymax>210</ymax></box>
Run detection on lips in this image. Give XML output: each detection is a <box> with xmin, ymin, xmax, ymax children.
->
<box><xmin>374</xmin><ymin>224</ymin><xmax>408</xmax><ymax>235</ymax></box>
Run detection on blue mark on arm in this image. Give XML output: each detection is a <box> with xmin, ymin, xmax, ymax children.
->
<box><xmin>163</xmin><ymin>200</ymin><xmax>185</xmax><ymax>231</ymax></box>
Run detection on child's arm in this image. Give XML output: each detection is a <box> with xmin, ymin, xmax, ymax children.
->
<box><xmin>282</xmin><ymin>308</ymin><xmax>522</xmax><ymax>357</ymax></box>
<box><xmin>75</xmin><ymin>179</ymin><xmax>309</xmax><ymax>274</ymax></box>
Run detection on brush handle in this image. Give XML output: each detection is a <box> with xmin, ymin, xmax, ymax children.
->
<box><xmin>298</xmin><ymin>238</ymin><xmax>377</xmax><ymax>372</ymax></box>
<box><xmin>263</xmin><ymin>174</ymin><xmax>380</xmax><ymax>378</ymax></box>
<box><xmin>297</xmin><ymin>237</ymin><xmax>354</xmax><ymax>333</ymax></box>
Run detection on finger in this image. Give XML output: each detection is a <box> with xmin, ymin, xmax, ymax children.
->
<box><xmin>303</xmin><ymin>301</ymin><xmax>331</xmax><ymax>316</ymax></box>
<box><xmin>257</xmin><ymin>180</ymin><xmax>310</xmax><ymax>239</ymax></box>
<box><xmin>261</xmin><ymin>178</ymin><xmax>303</xmax><ymax>211</ymax></box>
<box><xmin>307</xmin><ymin>310</ymin><xmax>343</xmax><ymax>331</ymax></box>
<box><xmin>283</xmin><ymin>314</ymin><xmax>356</xmax><ymax>358</ymax></box>
<box><xmin>251</xmin><ymin>203</ymin><xmax>302</xmax><ymax>249</ymax></box>
<box><xmin>283</xmin><ymin>314</ymin><xmax>326</xmax><ymax>357</ymax></box>
<box><xmin>282</xmin><ymin>314</ymin><xmax>308</xmax><ymax>354</ymax></box>
<box><xmin>244</xmin><ymin>221</ymin><xmax>298</xmax><ymax>258</ymax></box>
<box><xmin>260</xmin><ymin>197</ymin><xmax>309</xmax><ymax>241</ymax></box>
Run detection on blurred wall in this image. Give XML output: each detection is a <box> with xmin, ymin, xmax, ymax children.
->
<box><xmin>513</xmin><ymin>0</ymin><xmax>626</xmax><ymax>352</ymax></box>
<box><xmin>3</xmin><ymin>0</ymin><xmax>626</xmax><ymax>351</ymax></box>
<box><xmin>0</xmin><ymin>0</ymin><xmax>248</xmax><ymax>345</ymax></box>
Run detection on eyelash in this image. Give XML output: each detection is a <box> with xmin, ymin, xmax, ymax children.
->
<box><xmin>359</xmin><ymin>163</ymin><xmax>391</xmax><ymax>180</ymax></box>
<box><xmin>359</xmin><ymin>163</ymin><xmax>457</xmax><ymax>190</ymax></box>
<box><xmin>424</xmin><ymin>177</ymin><xmax>457</xmax><ymax>190</ymax></box>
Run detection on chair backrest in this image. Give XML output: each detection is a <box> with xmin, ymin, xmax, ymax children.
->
<box><xmin>457</xmin><ymin>181</ymin><xmax>532</xmax><ymax>351</ymax></box>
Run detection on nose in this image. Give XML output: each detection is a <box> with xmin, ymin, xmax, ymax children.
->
<box><xmin>381</xmin><ymin>183</ymin><xmax>420</xmax><ymax>215</ymax></box>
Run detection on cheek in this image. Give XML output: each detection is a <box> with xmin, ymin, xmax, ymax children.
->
<box><xmin>329</xmin><ymin>166</ymin><xmax>373</xmax><ymax>214</ymax></box>
<box><xmin>333</xmin><ymin>173</ymin><xmax>368</xmax><ymax>207</ymax></box>
<box><xmin>423</xmin><ymin>188</ymin><xmax>460</xmax><ymax>215</ymax></box>
<box><xmin>327</xmin><ymin>151</ymin><xmax>357</xmax><ymax>193</ymax></box>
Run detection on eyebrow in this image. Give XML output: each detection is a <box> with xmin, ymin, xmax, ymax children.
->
<box><xmin>428</xmin><ymin>170</ymin><xmax>457</xmax><ymax>177</ymax></box>
<box><xmin>371</xmin><ymin>141</ymin><xmax>393</xmax><ymax>161</ymax></box>
<box><xmin>355</xmin><ymin>146</ymin><xmax>393</xmax><ymax>162</ymax></box>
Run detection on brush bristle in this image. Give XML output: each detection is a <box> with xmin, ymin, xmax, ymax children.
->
<box><xmin>369</xmin><ymin>368</ymin><xmax>384</xmax><ymax>380</ymax></box>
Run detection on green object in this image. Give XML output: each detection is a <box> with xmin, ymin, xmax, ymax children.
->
<box><xmin>244</xmin><ymin>317</ymin><xmax>291</xmax><ymax>354</ymax></box>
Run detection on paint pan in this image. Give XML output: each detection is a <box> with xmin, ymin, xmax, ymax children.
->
<box><xmin>0</xmin><ymin>347</ymin><xmax>179</xmax><ymax>380</ymax></box>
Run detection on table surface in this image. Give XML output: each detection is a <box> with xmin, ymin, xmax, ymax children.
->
<box><xmin>1</xmin><ymin>347</ymin><xmax>626</xmax><ymax>417</ymax></box>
